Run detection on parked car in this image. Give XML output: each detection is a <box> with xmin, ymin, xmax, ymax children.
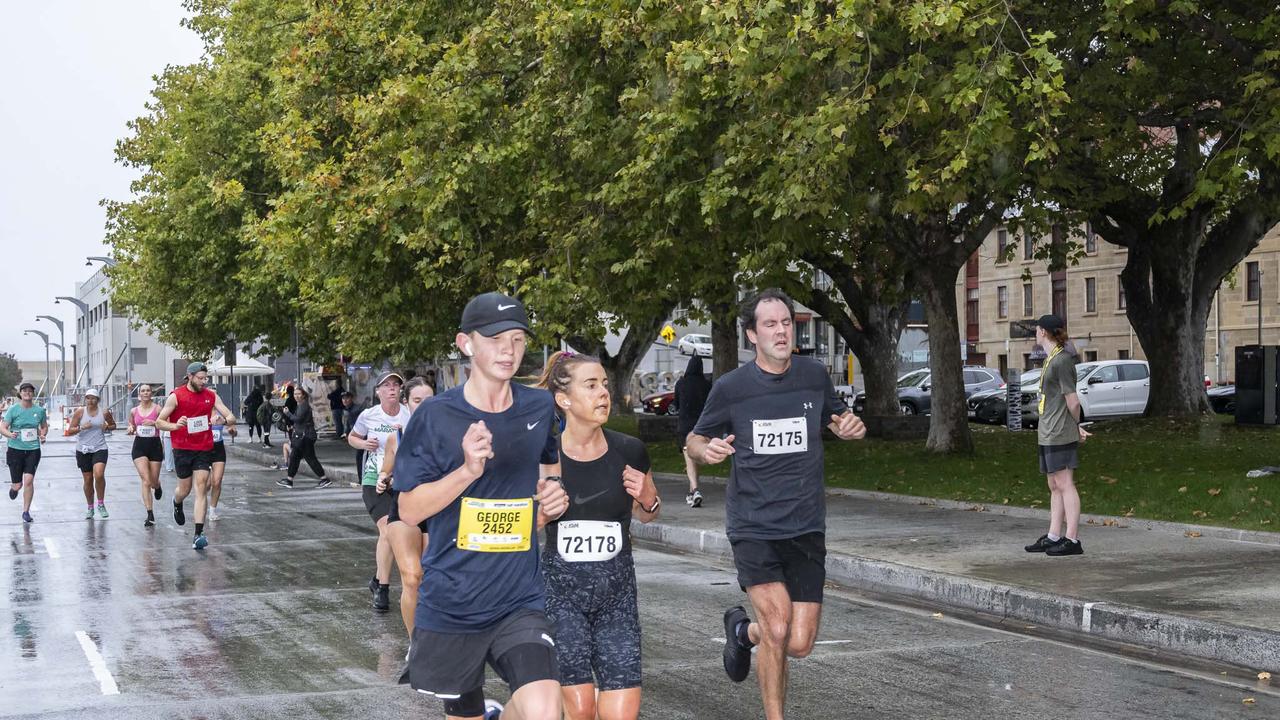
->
<box><xmin>677</xmin><ymin>334</ymin><xmax>712</xmax><ymax>357</ymax></box>
<box><xmin>1075</xmin><ymin>360</ymin><xmax>1150</xmax><ymax>419</ymax></box>
<box><xmin>642</xmin><ymin>390</ymin><xmax>677</xmax><ymax>415</ymax></box>
<box><xmin>968</xmin><ymin>369</ymin><xmax>1042</xmax><ymax>426</ymax></box>
<box><xmin>1208</xmin><ymin>384</ymin><xmax>1236</xmax><ymax>415</ymax></box>
<box><xmin>834</xmin><ymin>384</ymin><xmax>858</xmax><ymax>409</ymax></box>
<box><xmin>852</xmin><ymin>366</ymin><xmax>1005</xmax><ymax>416</ymax></box>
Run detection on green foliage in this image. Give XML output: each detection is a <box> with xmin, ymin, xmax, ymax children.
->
<box><xmin>0</xmin><ymin>353</ymin><xmax>22</xmax><ymax>394</ymax></box>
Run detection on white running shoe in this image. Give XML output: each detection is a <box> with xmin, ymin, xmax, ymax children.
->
<box><xmin>207</xmin><ymin>507</ymin><xmax>218</xmax><ymax>521</ymax></box>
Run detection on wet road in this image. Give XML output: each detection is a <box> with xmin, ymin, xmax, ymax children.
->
<box><xmin>1</xmin><ymin>437</ymin><xmax>1274</xmax><ymax>718</ymax></box>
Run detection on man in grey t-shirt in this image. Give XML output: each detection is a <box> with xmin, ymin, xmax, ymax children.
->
<box><xmin>1024</xmin><ymin>314</ymin><xmax>1091</xmax><ymax>557</ymax></box>
<box><xmin>687</xmin><ymin>288</ymin><xmax>866</xmax><ymax>720</ymax></box>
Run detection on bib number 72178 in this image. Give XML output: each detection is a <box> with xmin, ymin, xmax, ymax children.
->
<box><xmin>557</xmin><ymin>520</ymin><xmax>622</xmax><ymax>562</ymax></box>
<box><xmin>752</xmin><ymin>417</ymin><xmax>808</xmax><ymax>455</ymax></box>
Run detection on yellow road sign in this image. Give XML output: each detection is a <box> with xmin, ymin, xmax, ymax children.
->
<box><xmin>661</xmin><ymin>325</ymin><xmax>676</xmax><ymax>344</ymax></box>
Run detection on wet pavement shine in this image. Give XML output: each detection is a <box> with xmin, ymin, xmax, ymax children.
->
<box><xmin>2</xmin><ymin>436</ymin><xmax>1275</xmax><ymax>718</ymax></box>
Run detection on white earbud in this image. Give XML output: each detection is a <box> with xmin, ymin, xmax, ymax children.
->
<box><xmin>562</xmin><ymin>400</ymin><xmax>571</xmax><ymax>407</ymax></box>
<box><xmin>464</xmin><ymin>342</ymin><xmax>473</xmax><ymax>356</ymax></box>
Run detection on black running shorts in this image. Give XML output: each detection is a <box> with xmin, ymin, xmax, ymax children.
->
<box><xmin>7</xmin><ymin>448</ymin><xmax>40</xmax><ymax>483</ymax></box>
<box><xmin>75</xmin><ymin>449</ymin><xmax>109</xmax><ymax>473</ymax></box>
<box><xmin>172</xmin><ymin>448</ymin><xmax>214</xmax><ymax>479</ymax></box>
<box><xmin>399</xmin><ymin>609</ymin><xmax>558</xmax><ymax>700</ymax></box>
<box><xmin>386</xmin><ymin>490</ymin><xmax>429</xmax><ymax>533</ymax></box>
<box><xmin>1038</xmin><ymin>442</ymin><xmax>1079</xmax><ymax>474</ymax></box>
<box><xmin>131</xmin><ymin>437</ymin><xmax>164</xmax><ymax>462</ymax></box>
<box><xmin>210</xmin><ymin>442</ymin><xmax>227</xmax><ymax>464</ymax></box>
<box><xmin>730</xmin><ymin>532</ymin><xmax>827</xmax><ymax>604</ymax></box>
<box><xmin>543</xmin><ymin>551</ymin><xmax>642</xmax><ymax>690</ymax></box>
<box><xmin>363</xmin><ymin>485</ymin><xmax>392</xmax><ymax>522</ymax></box>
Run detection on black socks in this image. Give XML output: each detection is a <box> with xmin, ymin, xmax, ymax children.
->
<box><xmin>195</xmin><ymin>522</ymin><xmax>204</xmax><ymax>536</ymax></box>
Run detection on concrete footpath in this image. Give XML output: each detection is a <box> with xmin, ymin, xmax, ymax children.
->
<box><xmin>225</xmin><ymin>435</ymin><xmax>1280</xmax><ymax>672</ymax></box>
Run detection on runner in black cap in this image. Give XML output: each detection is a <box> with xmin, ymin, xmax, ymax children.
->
<box><xmin>1</xmin><ymin>382</ymin><xmax>48</xmax><ymax>523</ymax></box>
<box><xmin>395</xmin><ymin>291</ymin><xmax>569</xmax><ymax>720</ymax></box>
<box><xmin>1024</xmin><ymin>314</ymin><xmax>1091</xmax><ymax>557</ymax></box>
<box><xmin>349</xmin><ymin>369</ymin><xmax>411</xmax><ymax>613</ymax></box>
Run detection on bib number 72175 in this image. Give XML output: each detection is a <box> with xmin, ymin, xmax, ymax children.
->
<box><xmin>752</xmin><ymin>417</ymin><xmax>808</xmax><ymax>455</ymax></box>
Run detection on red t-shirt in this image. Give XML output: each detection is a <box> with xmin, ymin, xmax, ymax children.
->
<box><xmin>170</xmin><ymin>385</ymin><xmax>216</xmax><ymax>451</ymax></box>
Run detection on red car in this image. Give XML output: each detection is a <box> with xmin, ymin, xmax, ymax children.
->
<box><xmin>642</xmin><ymin>390</ymin><xmax>677</xmax><ymax>415</ymax></box>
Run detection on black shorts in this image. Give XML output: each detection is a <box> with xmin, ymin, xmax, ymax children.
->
<box><xmin>7</xmin><ymin>448</ymin><xmax>40</xmax><ymax>483</ymax></box>
<box><xmin>387</xmin><ymin>490</ymin><xmax>430</xmax><ymax>533</ymax></box>
<box><xmin>730</xmin><ymin>532</ymin><xmax>827</xmax><ymax>604</ymax></box>
<box><xmin>211</xmin><ymin>442</ymin><xmax>227</xmax><ymax>464</ymax></box>
<box><xmin>172</xmin><ymin>448</ymin><xmax>214</xmax><ymax>479</ymax></box>
<box><xmin>75</xmin><ymin>449</ymin><xmax>109</xmax><ymax>473</ymax></box>
<box><xmin>1039</xmin><ymin>442</ymin><xmax>1079</xmax><ymax>474</ymax></box>
<box><xmin>363</xmin><ymin>485</ymin><xmax>392</xmax><ymax>522</ymax></box>
<box><xmin>400</xmin><ymin>609</ymin><xmax>558</xmax><ymax>700</ymax></box>
<box><xmin>131</xmin><ymin>437</ymin><xmax>164</xmax><ymax>462</ymax></box>
<box><xmin>543</xmin><ymin>552</ymin><xmax>642</xmax><ymax>690</ymax></box>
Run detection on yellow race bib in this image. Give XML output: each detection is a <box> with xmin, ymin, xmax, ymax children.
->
<box><xmin>456</xmin><ymin>497</ymin><xmax>534</xmax><ymax>553</ymax></box>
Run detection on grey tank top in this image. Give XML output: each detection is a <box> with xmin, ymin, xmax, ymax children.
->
<box><xmin>77</xmin><ymin>408</ymin><xmax>108</xmax><ymax>453</ymax></box>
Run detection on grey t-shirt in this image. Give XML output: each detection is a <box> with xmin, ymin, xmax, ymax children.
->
<box><xmin>1038</xmin><ymin>347</ymin><xmax>1080</xmax><ymax>447</ymax></box>
<box><xmin>691</xmin><ymin>357</ymin><xmax>845</xmax><ymax>541</ymax></box>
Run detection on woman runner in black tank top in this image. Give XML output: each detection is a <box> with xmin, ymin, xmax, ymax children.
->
<box><xmin>536</xmin><ymin>351</ymin><xmax>661</xmax><ymax>720</ymax></box>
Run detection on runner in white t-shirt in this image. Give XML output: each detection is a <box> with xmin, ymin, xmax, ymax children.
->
<box><xmin>349</xmin><ymin>371</ymin><xmax>412</xmax><ymax>613</ymax></box>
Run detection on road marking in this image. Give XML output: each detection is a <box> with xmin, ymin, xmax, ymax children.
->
<box><xmin>43</xmin><ymin>537</ymin><xmax>60</xmax><ymax>559</ymax></box>
<box><xmin>75</xmin><ymin>631</ymin><xmax>120</xmax><ymax>695</ymax></box>
<box><xmin>1082</xmin><ymin>602</ymin><xmax>1105</xmax><ymax>633</ymax></box>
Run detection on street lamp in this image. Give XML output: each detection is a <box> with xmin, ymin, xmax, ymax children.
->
<box><xmin>23</xmin><ymin>330</ymin><xmax>51</xmax><ymax>400</ymax></box>
<box><xmin>56</xmin><ymin>296</ymin><xmax>91</xmax><ymax>388</ymax></box>
<box><xmin>35</xmin><ymin>315</ymin><xmax>65</xmax><ymax>395</ymax></box>
<box><xmin>85</xmin><ymin>256</ymin><xmax>130</xmax><ymax>390</ymax></box>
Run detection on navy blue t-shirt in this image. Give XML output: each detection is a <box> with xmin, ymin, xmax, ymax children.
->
<box><xmin>691</xmin><ymin>357</ymin><xmax>845</xmax><ymax>542</ymax></box>
<box><xmin>392</xmin><ymin>382</ymin><xmax>558</xmax><ymax>632</ymax></box>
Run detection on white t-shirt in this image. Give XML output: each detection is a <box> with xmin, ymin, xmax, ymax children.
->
<box><xmin>353</xmin><ymin>404</ymin><xmax>411</xmax><ymax>486</ymax></box>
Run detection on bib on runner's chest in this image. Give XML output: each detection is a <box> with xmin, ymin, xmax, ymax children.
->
<box><xmin>137</xmin><ymin>426</ymin><xmax>157</xmax><ymax>438</ymax></box>
<box><xmin>456</xmin><ymin>497</ymin><xmax>534</xmax><ymax>552</ymax></box>
<box><xmin>19</xmin><ymin>428</ymin><xmax>37</xmax><ymax>443</ymax></box>
<box><xmin>752</xmin><ymin>417</ymin><xmax>808</xmax><ymax>455</ymax></box>
<box><xmin>556</xmin><ymin>520</ymin><xmax>622</xmax><ymax>562</ymax></box>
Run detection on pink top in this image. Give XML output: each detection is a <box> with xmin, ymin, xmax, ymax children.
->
<box><xmin>132</xmin><ymin>405</ymin><xmax>160</xmax><ymax>426</ymax></box>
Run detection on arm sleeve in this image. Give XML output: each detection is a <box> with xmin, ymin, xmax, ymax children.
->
<box><xmin>690</xmin><ymin>379</ymin><xmax>731</xmax><ymax>438</ymax></box>
<box><xmin>392</xmin><ymin>409</ymin><xmax>444</xmax><ymax>492</ymax></box>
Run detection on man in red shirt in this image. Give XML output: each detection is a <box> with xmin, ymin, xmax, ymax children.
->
<box><xmin>157</xmin><ymin>362</ymin><xmax>239</xmax><ymax>550</ymax></box>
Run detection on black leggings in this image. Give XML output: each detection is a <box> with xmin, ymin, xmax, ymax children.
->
<box><xmin>287</xmin><ymin>436</ymin><xmax>326</xmax><ymax>479</ymax></box>
<box><xmin>246</xmin><ymin>416</ymin><xmax>264</xmax><ymax>439</ymax></box>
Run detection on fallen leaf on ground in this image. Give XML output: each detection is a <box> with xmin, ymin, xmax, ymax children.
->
<box><xmin>931</xmin><ymin>613</ymin><xmax>944</xmax><ymax>619</ymax></box>
<box><xmin>1208</xmin><ymin>488</ymin><xmax>1222</xmax><ymax>496</ymax></box>
<box><xmin>1259</xmin><ymin>671</ymin><xmax>1272</xmax><ymax>681</ymax></box>
<box><xmin>1178</xmin><ymin>486</ymin><xmax>1188</xmax><ymax>493</ymax></box>
<box><xmin>1087</xmin><ymin>519</ymin><xmax>1096</xmax><ymax>525</ymax></box>
<box><xmin>1192</xmin><ymin>510</ymin><xmax>1207</xmax><ymax>518</ymax></box>
<box><xmin>1102</xmin><ymin>475</ymin><xmax>1119</xmax><ymax>485</ymax></box>
<box><xmin>1243</xmin><ymin>697</ymin><xmax>1256</xmax><ymax>704</ymax></box>
<box><xmin>1102</xmin><ymin>519</ymin><xmax>1118</xmax><ymax>527</ymax></box>
<box><xmin>1186</xmin><ymin>531</ymin><xmax>1203</xmax><ymax>538</ymax></box>
<box><xmin>1123</xmin><ymin>508</ymin><xmax>1135</xmax><ymax>517</ymax></box>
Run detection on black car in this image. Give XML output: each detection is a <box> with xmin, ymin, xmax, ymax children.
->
<box><xmin>1207</xmin><ymin>384</ymin><xmax>1236</xmax><ymax>415</ymax></box>
<box><xmin>968</xmin><ymin>369</ymin><xmax>1042</xmax><ymax>427</ymax></box>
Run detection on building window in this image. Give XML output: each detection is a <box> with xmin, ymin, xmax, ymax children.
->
<box><xmin>1085</xmin><ymin>224</ymin><xmax>1098</xmax><ymax>254</ymax></box>
<box><xmin>131</xmin><ymin>347</ymin><xmax>148</xmax><ymax>366</ymax></box>
<box><xmin>966</xmin><ymin>288</ymin><xmax>979</xmax><ymax>324</ymax></box>
<box><xmin>797</xmin><ymin>320</ymin><xmax>812</xmax><ymax>349</ymax></box>
<box><xmin>1022</xmin><ymin>283</ymin><xmax>1033</xmax><ymax>317</ymax></box>
<box><xmin>1023</xmin><ymin>235</ymin><xmax>1034</xmax><ymax>262</ymax></box>
<box><xmin>1118</xmin><ymin>276</ymin><xmax>1126</xmax><ymax>310</ymax></box>
<box><xmin>997</xmin><ymin>229</ymin><xmax>1009</xmax><ymax>259</ymax></box>
<box><xmin>1118</xmin><ymin>349</ymin><xmax>1130</xmax><ymax>360</ymax></box>
<box><xmin>1052</xmin><ymin>279</ymin><xmax>1067</xmax><ymax>318</ymax></box>
<box><xmin>1085</xmin><ymin>350</ymin><xmax>1099</xmax><ymax>362</ymax></box>
<box><xmin>997</xmin><ymin>286</ymin><xmax>1009</xmax><ymax>319</ymax></box>
<box><xmin>1085</xmin><ymin>277</ymin><xmax>1097</xmax><ymax>313</ymax></box>
<box><xmin>1247</xmin><ymin>261</ymin><xmax>1261</xmax><ymax>301</ymax></box>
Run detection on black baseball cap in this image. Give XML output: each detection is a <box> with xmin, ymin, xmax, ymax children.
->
<box><xmin>460</xmin><ymin>292</ymin><xmax>531</xmax><ymax>337</ymax></box>
<box><xmin>375</xmin><ymin>371</ymin><xmax>404</xmax><ymax>388</ymax></box>
<box><xmin>1035</xmin><ymin>314</ymin><xmax>1066</xmax><ymax>332</ymax></box>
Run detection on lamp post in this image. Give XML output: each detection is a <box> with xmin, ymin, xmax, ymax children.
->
<box><xmin>35</xmin><ymin>315</ymin><xmax>65</xmax><ymax>395</ymax></box>
<box><xmin>55</xmin><ymin>296</ymin><xmax>91</xmax><ymax>388</ymax></box>
<box><xmin>23</xmin><ymin>330</ymin><xmax>51</xmax><ymax>401</ymax></box>
<box><xmin>85</xmin><ymin>256</ymin><xmax>130</xmax><ymax>389</ymax></box>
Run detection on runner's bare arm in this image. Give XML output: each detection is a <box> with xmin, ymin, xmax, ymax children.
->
<box><xmin>67</xmin><ymin>409</ymin><xmax>85</xmax><ymax>436</ymax></box>
<box><xmin>104</xmin><ymin>410</ymin><xmax>117</xmax><ymax>432</ymax></box>
<box><xmin>827</xmin><ymin>411</ymin><xmax>867</xmax><ymax>441</ymax></box>
<box><xmin>0</xmin><ymin>417</ymin><xmax>12</xmax><ymax>439</ymax></box>
<box><xmin>536</xmin><ymin>461</ymin><xmax>567</xmax><ymax>530</ymax></box>
<box><xmin>398</xmin><ymin>421</ymin><xmax>493</xmax><ymax>525</ymax></box>
<box><xmin>127</xmin><ymin>408</ymin><xmax>137</xmax><ymax>435</ymax></box>
<box><xmin>211</xmin><ymin>393</ymin><xmax>238</xmax><ymax>432</ymax></box>
<box><xmin>376</xmin><ymin>434</ymin><xmax>398</xmax><ymax>493</ymax></box>
<box><xmin>348</xmin><ymin>430</ymin><xmax>378</xmax><ymax>451</ymax></box>
<box><xmin>154</xmin><ymin>394</ymin><xmax>184</xmax><ymax>431</ymax></box>
<box><xmin>686</xmin><ymin>432</ymin><xmax>736</xmax><ymax>465</ymax></box>
<box><xmin>627</xmin><ymin>467</ymin><xmax>661</xmax><ymax>522</ymax></box>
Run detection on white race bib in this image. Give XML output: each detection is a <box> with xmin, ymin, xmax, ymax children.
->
<box><xmin>137</xmin><ymin>425</ymin><xmax>157</xmax><ymax>438</ymax></box>
<box><xmin>187</xmin><ymin>416</ymin><xmax>210</xmax><ymax>433</ymax></box>
<box><xmin>19</xmin><ymin>428</ymin><xmax>38</xmax><ymax>443</ymax></box>
<box><xmin>212</xmin><ymin>428</ymin><xmax>223</xmax><ymax>443</ymax></box>
<box><xmin>752</xmin><ymin>417</ymin><xmax>808</xmax><ymax>455</ymax></box>
<box><xmin>557</xmin><ymin>520</ymin><xmax>623</xmax><ymax>562</ymax></box>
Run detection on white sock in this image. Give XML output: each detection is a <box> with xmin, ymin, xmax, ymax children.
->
<box><xmin>1047</xmin><ymin>533</ymin><xmax>1061</xmax><ymax>542</ymax></box>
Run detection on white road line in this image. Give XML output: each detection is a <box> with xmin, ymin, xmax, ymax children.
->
<box><xmin>43</xmin><ymin>537</ymin><xmax>61</xmax><ymax>559</ymax></box>
<box><xmin>75</xmin><ymin>631</ymin><xmax>120</xmax><ymax>696</ymax></box>
<box><xmin>1082</xmin><ymin>602</ymin><xmax>1104</xmax><ymax>633</ymax></box>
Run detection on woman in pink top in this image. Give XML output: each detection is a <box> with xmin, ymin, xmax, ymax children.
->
<box><xmin>128</xmin><ymin>384</ymin><xmax>165</xmax><ymax>528</ymax></box>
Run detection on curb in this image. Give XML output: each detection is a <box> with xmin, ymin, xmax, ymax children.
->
<box><xmin>654</xmin><ymin>472</ymin><xmax>1280</xmax><ymax>547</ymax></box>
<box><xmin>630</xmin><ymin>520</ymin><xmax>1280</xmax><ymax>672</ymax></box>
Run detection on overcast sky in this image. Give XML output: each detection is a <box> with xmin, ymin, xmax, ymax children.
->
<box><xmin>1</xmin><ymin>2</ymin><xmax>203</xmax><ymax>361</ymax></box>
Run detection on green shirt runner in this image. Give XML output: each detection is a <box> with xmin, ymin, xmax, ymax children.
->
<box><xmin>4</xmin><ymin>405</ymin><xmax>48</xmax><ymax>451</ymax></box>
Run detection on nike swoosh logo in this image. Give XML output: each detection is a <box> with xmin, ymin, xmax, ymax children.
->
<box><xmin>498</xmin><ymin>304</ymin><xmax>516</xmax><ymax>311</ymax></box>
<box><xmin>527</xmin><ymin>421</ymin><xmax>540</xmax><ymax>430</ymax></box>
<box><xmin>573</xmin><ymin>488</ymin><xmax>610</xmax><ymax>505</ymax></box>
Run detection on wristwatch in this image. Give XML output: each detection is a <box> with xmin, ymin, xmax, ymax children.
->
<box><xmin>641</xmin><ymin>496</ymin><xmax>661</xmax><ymax>514</ymax></box>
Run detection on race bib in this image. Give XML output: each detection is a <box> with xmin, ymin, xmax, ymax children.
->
<box><xmin>212</xmin><ymin>428</ymin><xmax>223</xmax><ymax>443</ymax></box>
<box><xmin>556</xmin><ymin>520</ymin><xmax>623</xmax><ymax>562</ymax></box>
<box><xmin>19</xmin><ymin>428</ymin><xmax>38</xmax><ymax>443</ymax></box>
<box><xmin>137</xmin><ymin>425</ymin><xmax>157</xmax><ymax>438</ymax></box>
<box><xmin>752</xmin><ymin>417</ymin><xmax>808</xmax><ymax>455</ymax></box>
<box><xmin>187</xmin><ymin>416</ymin><xmax>210</xmax><ymax>433</ymax></box>
<box><xmin>456</xmin><ymin>497</ymin><xmax>533</xmax><ymax>553</ymax></box>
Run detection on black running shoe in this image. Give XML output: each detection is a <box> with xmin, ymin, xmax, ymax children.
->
<box><xmin>315</xmin><ymin>478</ymin><xmax>332</xmax><ymax>489</ymax></box>
<box><xmin>144</xmin><ymin>517</ymin><xmax>155</xmax><ymax>528</ymax></box>
<box><xmin>173</xmin><ymin>502</ymin><xmax>186</xmax><ymax>526</ymax></box>
<box><xmin>723</xmin><ymin>606</ymin><xmax>752</xmax><ymax>682</ymax></box>
<box><xmin>1024</xmin><ymin>534</ymin><xmax>1060</xmax><ymax>553</ymax></box>
<box><xmin>276</xmin><ymin>478</ymin><xmax>294</xmax><ymax>488</ymax></box>
<box><xmin>8</xmin><ymin>486</ymin><xmax>18</xmax><ymax>501</ymax></box>
<box><xmin>373</xmin><ymin>585</ymin><xmax>390</xmax><ymax>612</ymax></box>
<box><xmin>369</xmin><ymin>576</ymin><xmax>379</xmax><ymax>594</ymax></box>
<box><xmin>154</xmin><ymin>484</ymin><xmax>163</xmax><ymax>501</ymax></box>
<box><xmin>1046</xmin><ymin>539</ymin><xmax>1084</xmax><ymax>557</ymax></box>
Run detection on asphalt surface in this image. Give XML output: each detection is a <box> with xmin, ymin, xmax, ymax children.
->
<box><xmin>1</xmin><ymin>436</ymin><xmax>1275</xmax><ymax>718</ymax></box>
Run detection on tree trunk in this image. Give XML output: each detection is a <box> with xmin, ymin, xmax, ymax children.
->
<box><xmin>857</xmin><ymin>303</ymin><xmax>909</xmax><ymax>417</ymax></box>
<box><xmin>710</xmin><ymin>299</ymin><xmax>740</xmax><ymax>379</ymax></box>
<box><xmin>918</xmin><ymin>261</ymin><xmax>974</xmax><ymax>453</ymax></box>
<box><xmin>569</xmin><ymin>309</ymin><xmax>672</xmax><ymax>416</ymax></box>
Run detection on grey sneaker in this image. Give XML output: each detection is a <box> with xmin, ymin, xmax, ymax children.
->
<box><xmin>97</xmin><ymin>505</ymin><xmax>109</xmax><ymax>519</ymax></box>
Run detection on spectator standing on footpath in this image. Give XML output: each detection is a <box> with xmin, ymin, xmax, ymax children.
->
<box><xmin>244</xmin><ymin>385</ymin><xmax>266</xmax><ymax>444</ymax></box>
<box><xmin>329</xmin><ymin>380</ymin><xmax>348</xmax><ymax>438</ymax></box>
<box><xmin>674</xmin><ymin>353</ymin><xmax>711</xmax><ymax>508</ymax></box>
